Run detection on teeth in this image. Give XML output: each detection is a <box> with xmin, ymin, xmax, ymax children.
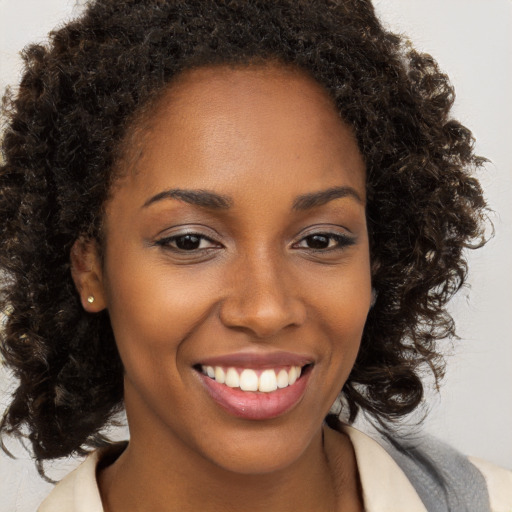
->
<box><xmin>239</xmin><ymin>369</ymin><xmax>259</xmax><ymax>391</ymax></box>
<box><xmin>288</xmin><ymin>366</ymin><xmax>298</xmax><ymax>386</ymax></box>
<box><xmin>201</xmin><ymin>365</ymin><xmax>304</xmax><ymax>392</ymax></box>
<box><xmin>214</xmin><ymin>366</ymin><xmax>225</xmax><ymax>384</ymax></box>
<box><xmin>276</xmin><ymin>369</ymin><xmax>289</xmax><ymax>388</ymax></box>
<box><xmin>259</xmin><ymin>369</ymin><xmax>278</xmax><ymax>392</ymax></box>
<box><xmin>225</xmin><ymin>368</ymin><xmax>240</xmax><ymax>388</ymax></box>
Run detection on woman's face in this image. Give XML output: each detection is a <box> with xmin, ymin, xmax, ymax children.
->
<box><xmin>90</xmin><ymin>64</ymin><xmax>371</xmax><ymax>473</ymax></box>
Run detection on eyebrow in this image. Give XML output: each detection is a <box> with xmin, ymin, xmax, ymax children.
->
<box><xmin>292</xmin><ymin>186</ymin><xmax>363</xmax><ymax>210</ymax></box>
<box><xmin>142</xmin><ymin>185</ymin><xmax>363</xmax><ymax>211</ymax></box>
<box><xmin>142</xmin><ymin>188</ymin><xmax>233</xmax><ymax>209</ymax></box>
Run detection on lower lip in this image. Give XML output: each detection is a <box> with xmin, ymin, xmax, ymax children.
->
<box><xmin>198</xmin><ymin>369</ymin><xmax>311</xmax><ymax>420</ymax></box>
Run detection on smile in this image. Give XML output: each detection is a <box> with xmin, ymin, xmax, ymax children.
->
<box><xmin>196</xmin><ymin>359</ymin><xmax>313</xmax><ymax>420</ymax></box>
<box><xmin>200</xmin><ymin>365</ymin><xmax>303</xmax><ymax>393</ymax></box>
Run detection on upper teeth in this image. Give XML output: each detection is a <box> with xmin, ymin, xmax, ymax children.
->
<box><xmin>201</xmin><ymin>365</ymin><xmax>303</xmax><ymax>393</ymax></box>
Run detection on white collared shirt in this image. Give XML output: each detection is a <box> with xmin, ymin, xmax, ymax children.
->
<box><xmin>38</xmin><ymin>426</ymin><xmax>512</xmax><ymax>512</ymax></box>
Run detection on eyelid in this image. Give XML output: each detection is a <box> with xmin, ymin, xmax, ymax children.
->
<box><xmin>154</xmin><ymin>223</ymin><xmax>222</xmax><ymax>239</ymax></box>
<box><xmin>153</xmin><ymin>225</ymin><xmax>224</xmax><ymax>252</ymax></box>
<box><xmin>291</xmin><ymin>226</ymin><xmax>356</xmax><ymax>251</ymax></box>
<box><xmin>292</xmin><ymin>224</ymin><xmax>353</xmax><ymax>239</ymax></box>
<box><xmin>156</xmin><ymin>233</ymin><xmax>220</xmax><ymax>249</ymax></box>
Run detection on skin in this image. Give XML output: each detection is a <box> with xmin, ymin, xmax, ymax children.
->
<box><xmin>72</xmin><ymin>64</ymin><xmax>371</xmax><ymax>512</ymax></box>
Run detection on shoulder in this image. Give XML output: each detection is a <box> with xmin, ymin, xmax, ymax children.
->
<box><xmin>37</xmin><ymin>443</ymin><xmax>126</xmax><ymax>512</ymax></box>
<box><xmin>469</xmin><ymin>456</ymin><xmax>512</xmax><ymax>512</ymax></box>
<box><xmin>340</xmin><ymin>424</ymin><xmax>512</xmax><ymax>512</ymax></box>
<box><xmin>338</xmin><ymin>424</ymin><xmax>429</xmax><ymax>512</ymax></box>
<box><xmin>37</xmin><ymin>451</ymin><xmax>103</xmax><ymax>512</ymax></box>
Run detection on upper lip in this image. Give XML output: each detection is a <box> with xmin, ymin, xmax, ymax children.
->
<box><xmin>197</xmin><ymin>350</ymin><xmax>314</xmax><ymax>368</ymax></box>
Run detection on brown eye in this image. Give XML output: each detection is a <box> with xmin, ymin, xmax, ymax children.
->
<box><xmin>305</xmin><ymin>234</ymin><xmax>330</xmax><ymax>249</ymax></box>
<box><xmin>294</xmin><ymin>232</ymin><xmax>356</xmax><ymax>251</ymax></box>
<box><xmin>156</xmin><ymin>233</ymin><xmax>220</xmax><ymax>252</ymax></box>
<box><xmin>175</xmin><ymin>234</ymin><xmax>202</xmax><ymax>250</ymax></box>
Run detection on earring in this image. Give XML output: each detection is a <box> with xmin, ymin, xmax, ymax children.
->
<box><xmin>370</xmin><ymin>288</ymin><xmax>377</xmax><ymax>308</ymax></box>
<box><xmin>87</xmin><ymin>296</ymin><xmax>95</xmax><ymax>304</ymax></box>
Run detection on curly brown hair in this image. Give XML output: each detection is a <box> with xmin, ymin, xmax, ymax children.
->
<box><xmin>0</xmin><ymin>0</ymin><xmax>487</xmax><ymax>465</ymax></box>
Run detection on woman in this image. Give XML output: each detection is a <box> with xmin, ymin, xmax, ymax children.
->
<box><xmin>0</xmin><ymin>1</ymin><xmax>510</xmax><ymax>511</ymax></box>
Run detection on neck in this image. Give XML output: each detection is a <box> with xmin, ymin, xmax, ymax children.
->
<box><xmin>99</xmin><ymin>423</ymin><xmax>361</xmax><ymax>512</ymax></box>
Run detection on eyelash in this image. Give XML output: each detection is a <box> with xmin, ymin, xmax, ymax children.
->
<box><xmin>155</xmin><ymin>231</ymin><xmax>355</xmax><ymax>253</ymax></box>
<box><xmin>155</xmin><ymin>233</ymin><xmax>220</xmax><ymax>252</ymax></box>
<box><xmin>292</xmin><ymin>233</ymin><xmax>356</xmax><ymax>252</ymax></box>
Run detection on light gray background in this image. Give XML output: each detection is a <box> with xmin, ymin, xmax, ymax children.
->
<box><xmin>1</xmin><ymin>0</ymin><xmax>511</xmax><ymax>510</ymax></box>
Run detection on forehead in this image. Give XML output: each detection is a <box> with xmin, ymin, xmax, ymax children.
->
<box><xmin>160</xmin><ymin>64</ymin><xmax>338</xmax><ymax>126</ymax></box>
<box><xmin>117</xmin><ymin>63</ymin><xmax>366</xmax><ymax>202</ymax></box>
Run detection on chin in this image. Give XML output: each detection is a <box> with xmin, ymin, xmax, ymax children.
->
<box><xmin>209</xmin><ymin>445</ymin><xmax>307</xmax><ymax>476</ymax></box>
<box><xmin>193</xmin><ymin>421</ymin><xmax>322</xmax><ymax>476</ymax></box>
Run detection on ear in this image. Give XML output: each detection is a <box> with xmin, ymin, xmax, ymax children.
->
<box><xmin>370</xmin><ymin>258</ymin><xmax>380</xmax><ymax>310</ymax></box>
<box><xmin>70</xmin><ymin>237</ymin><xmax>107</xmax><ymax>312</ymax></box>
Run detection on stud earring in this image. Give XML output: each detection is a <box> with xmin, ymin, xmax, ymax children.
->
<box><xmin>370</xmin><ymin>288</ymin><xmax>378</xmax><ymax>308</ymax></box>
<box><xmin>87</xmin><ymin>296</ymin><xmax>95</xmax><ymax>304</ymax></box>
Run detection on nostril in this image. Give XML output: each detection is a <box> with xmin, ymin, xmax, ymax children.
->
<box><xmin>218</xmin><ymin>295</ymin><xmax>307</xmax><ymax>338</ymax></box>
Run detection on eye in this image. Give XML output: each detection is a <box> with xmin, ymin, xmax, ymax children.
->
<box><xmin>156</xmin><ymin>233</ymin><xmax>220</xmax><ymax>252</ymax></box>
<box><xmin>293</xmin><ymin>233</ymin><xmax>355</xmax><ymax>251</ymax></box>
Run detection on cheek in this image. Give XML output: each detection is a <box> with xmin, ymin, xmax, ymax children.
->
<box><xmin>102</xmin><ymin>252</ymin><xmax>219</xmax><ymax>384</ymax></box>
<box><xmin>312</xmin><ymin>259</ymin><xmax>372</xmax><ymax>367</ymax></box>
<box><xmin>102</xmin><ymin>233</ymin><xmax>371</xmax><ymax>389</ymax></box>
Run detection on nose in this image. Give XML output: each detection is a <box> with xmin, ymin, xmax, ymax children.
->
<box><xmin>219</xmin><ymin>251</ymin><xmax>307</xmax><ymax>339</ymax></box>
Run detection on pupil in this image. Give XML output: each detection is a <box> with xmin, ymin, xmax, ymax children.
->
<box><xmin>307</xmin><ymin>235</ymin><xmax>329</xmax><ymax>249</ymax></box>
<box><xmin>176</xmin><ymin>235</ymin><xmax>200</xmax><ymax>250</ymax></box>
